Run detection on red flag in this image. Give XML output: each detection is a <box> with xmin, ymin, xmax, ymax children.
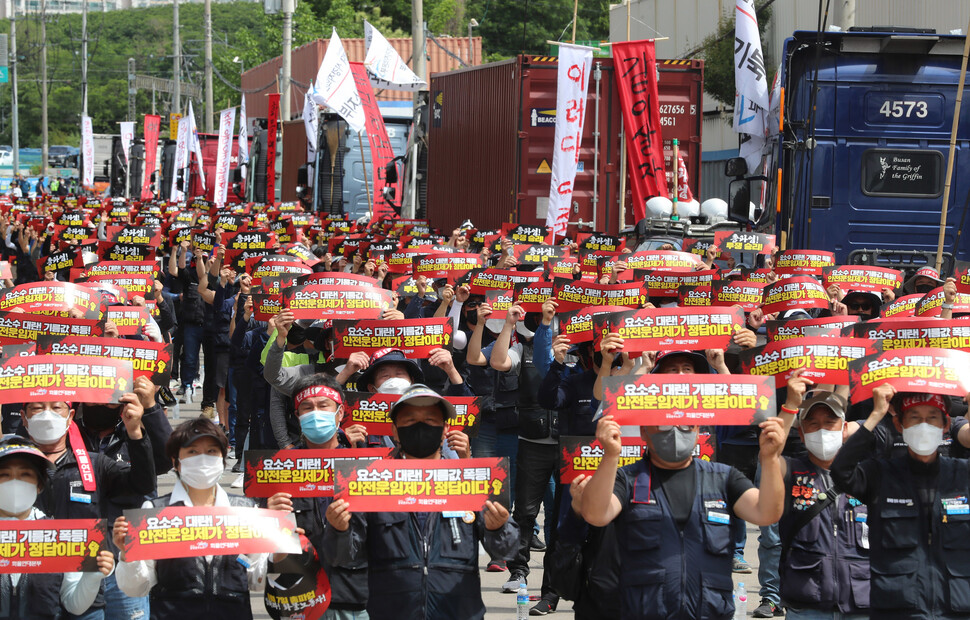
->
<box><xmin>266</xmin><ymin>94</ymin><xmax>280</xmax><ymax>205</ymax></box>
<box><xmin>612</xmin><ymin>40</ymin><xmax>667</xmax><ymax>223</ymax></box>
<box><xmin>141</xmin><ymin>115</ymin><xmax>161</xmax><ymax>200</ymax></box>
<box><xmin>350</xmin><ymin>63</ymin><xmax>397</xmax><ymax>225</ymax></box>
<box><xmin>677</xmin><ymin>152</ymin><xmax>693</xmax><ymax>202</ymax></box>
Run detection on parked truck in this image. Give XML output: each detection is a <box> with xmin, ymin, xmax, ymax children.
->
<box><xmin>771</xmin><ymin>28</ymin><xmax>970</xmax><ymax>267</ymax></box>
<box><xmin>424</xmin><ymin>54</ymin><xmax>704</xmax><ymax>235</ymax></box>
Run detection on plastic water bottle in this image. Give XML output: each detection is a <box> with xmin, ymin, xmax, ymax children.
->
<box><xmin>516</xmin><ymin>581</ymin><xmax>529</xmax><ymax>619</ymax></box>
<box><xmin>734</xmin><ymin>582</ymin><xmax>747</xmax><ymax>619</ymax></box>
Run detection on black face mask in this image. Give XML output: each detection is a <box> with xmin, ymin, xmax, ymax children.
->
<box><xmin>915</xmin><ymin>284</ymin><xmax>935</xmax><ymax>294</ymax></box>
<box><xmin>82</xmin><ymin>404</ymin><xmax>121</xmax><ymax>432</ymax></box>
<box><xmin>465</xmin><ymin>310</ymin><xmax>479</xmax><ymax>326</ymax></box>
<box><xmin>396</xmin><ymin>422</ymin><xmax>444</xmax><ymax>458</ymax></box>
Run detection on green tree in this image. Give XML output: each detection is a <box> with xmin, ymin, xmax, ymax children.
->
<box><xmin>696</xmin><ymin>1</ymin><xmax>774</xmax><ymax>108</ymax></box>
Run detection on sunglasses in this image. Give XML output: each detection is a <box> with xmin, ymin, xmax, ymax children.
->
<box><xmin>847</xmin><ymin>302</ymin><xmax>872</xmax><ymax>312</ymax></box>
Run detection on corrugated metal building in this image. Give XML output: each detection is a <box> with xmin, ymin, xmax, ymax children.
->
<box><xmin>241</xmin><ymin>35</ymin><xmax>482</xmax><ymax>120</ymax></box>
<box><xmin>611</xmin><ymin>0</ymin><xmax>970</xmax><ymax>202</ymax></box>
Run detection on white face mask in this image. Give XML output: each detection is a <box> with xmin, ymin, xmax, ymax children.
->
<box><xmin>902</xmin><ymin>422</ymin><xmax>944</xmax><ymax>457</ymax></box>
<box><xmin>803</xmin><ymin>428</ymin><xmax>843</xmax><ymax>462</ymax></box>
<box><xmin>25</xmin><ymin>410</ymin><xmax>69</xmax><ymax>445</ymax></box>
<box><xmin>0</xmin><ymin>479</ymin><xmax>38</xmax><ymax>516</ymax></box>
<box><xmin>378</xmin><ymin>377</ymin><xmax>412</xmax><ymax>395</ymax></box>
<box><xmin>178</xmin><ymin>454</ymin><xmax>225</xmax><ymax>489</ymax></box>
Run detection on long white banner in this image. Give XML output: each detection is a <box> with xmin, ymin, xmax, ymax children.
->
<box><xmin>546</xmin><ymin>44</ymin><xmax>592</xmax><ymax>238</ymax></box>
<box><xmin>170</xmin><ymin>117</ymin><xmax>189</xmax><ymax>203</ymax></box>
<box><xmin>81</xmin><ymin>116</ymin><xmax>94</xmax><ymax>187</ymax></box>
<box><xmin>119</xmin><ymin>121</ymin><xmax>135</xmax><ymax>165</ymax></box>
<box><xmin>214</xmin><ymin>107</ymin><xmax>236</xmax><ymax>207</ymax></box>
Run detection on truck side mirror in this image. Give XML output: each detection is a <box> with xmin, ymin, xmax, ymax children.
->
<box><xmin>728</xmin><ymin>178</ymin><xmax>751</xmax><ymax>224</ymax></box>
<box><xmin>385</xmin><ymin>160</ymin><xmax>398</xmax><ymax>185</ymax></box>
<box><xmin>724</xmin><ymin>157</ymin><xmax>748</xmax><ymax>179</ymax></box>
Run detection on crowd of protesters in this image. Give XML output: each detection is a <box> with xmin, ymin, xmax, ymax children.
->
<box><xmin>0</xmin><ymin>195</ymin><xmax>968</xmax><ymax>620</ymax></box>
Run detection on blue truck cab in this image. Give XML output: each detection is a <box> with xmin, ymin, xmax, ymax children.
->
<box><xmin>777</xmin><ymin>28</ymin><xmax>970</xmax><ymax>267</ymax></box>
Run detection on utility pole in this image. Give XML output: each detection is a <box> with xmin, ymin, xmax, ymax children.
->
<box><xmin>10</xmin><ymin>0</ymin><xmax>18</xmax><ymax>175</ymax></box>
<box><xmin>203</xmin><ymin>0</ymin><xmax>213</xmax><ymax>131</ymax></box>
<box><xmin>173</xmin><ymin>0</ymin><xmax>180</xmax><ymax>113</ymax></box>
<box><xmin>128</xmin><ymin>58</ymin><xmax>136</xmax><ymax>121</ymax></box>
<box><xmin>40</xmin><ymin>0</ymin><xmax>48</xmax><ymax>176</ymax></box>
<box><xmin>280</xmin><ymin>0</ymin><xmax>292</xmax><ymax>121</ymax></box>
<box><xmin>81</xmin><ymin>0</ymin><xmax>88</xmax><ymax>116</ymax></box>
<box><xmin>412</xmin><ymin>0</ymin><xmax>425</xmax><ymax>104</ymax></box>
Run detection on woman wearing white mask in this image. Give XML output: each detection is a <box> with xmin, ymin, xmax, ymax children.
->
<box><xmin>112</xmin><ymin>418</ymin><xmax>267</xmax><ymax>619</ymax></box>
<box><xmin>832</xmin><ymin>383</ymin><xmax>970</xmax><ymax>619</ymax></box>
<box><xmin>0</xmin><ymin>434</ymin><xmax>115</xmax><ymax>618</ymax></box>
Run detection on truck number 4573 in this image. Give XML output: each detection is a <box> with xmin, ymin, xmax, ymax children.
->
<box><xmin>878</xmin><ymin>100</ymin><xmax>928</xmax><ymax>119</ymax></box>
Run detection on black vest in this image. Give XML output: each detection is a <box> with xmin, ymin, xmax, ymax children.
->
<box><xmin>517</xmin><ymin>342</ymin><xmax>557</xmax><ymax>440</ymax></box>
<box><xmin>778</xmin><ymin>456</ymin><xmax>869</xmax><ymax>613</ymax></box>
<box><xmin>0</xmin><ymin>573</ymin><xmax>63</xmax><ymax>620</ymax></box>
<box><xmin>867</xmin><ymin>456</ymin><xmax>970</xmax><ymax>617</ymax></box>
<box><xmin>616</xmin><ymin>459</ymin><xmax>735</xmax><ymax>620</ymax></box>
<box><xmin>147</xmin><ymin>493</ymin><xmax>255</xmax><ymax>620</ymax></box>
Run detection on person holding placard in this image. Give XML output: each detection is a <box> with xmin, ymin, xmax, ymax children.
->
<box><xmin>0</xmin><ymin>434</ymin><xmax>115</xmax><ymax>619</ymax></box>
<box><xmin>579</xmin><ymin>409</ymin><xmax>787</xmax><ymax>619</ymax></box>
<box><xmin>113</xmin><ymin>418</ymin><xmax>267</xmax><ymax>619</ymax></box>
<box><xmin>831</xmin><ymin>385</ymin><xmax>970</xmax><ymax>618</ymax></box>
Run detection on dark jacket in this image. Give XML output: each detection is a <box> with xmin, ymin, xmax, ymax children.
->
<box><xmin>0</xmin><ymin>573</ymin><xmax>64</xmax><ymax>619</ymax></box>
<box><xmin>537</xmin><ymin>361</ymin><xmax>597</xmax><ymax>436</ymax></box>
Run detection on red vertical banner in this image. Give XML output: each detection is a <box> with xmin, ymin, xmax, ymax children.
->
<box><xmin>350</xmin><ymin>63</ymin><xmax>396</xmax><ymax>224</ymax></box>
<box><xmin>266</xmin><ymin>94</ymin><xmax>280</xmax><ymax>206</ymax></box>
<box><xmin>141</xmin><ymin>114</ymin><xmax>161</xmax><ymax>200</ymax></box>
<box><xmin>612</xmin><ymin>40</ymin><xmax>667</xmax><ymax>222</ymax></box>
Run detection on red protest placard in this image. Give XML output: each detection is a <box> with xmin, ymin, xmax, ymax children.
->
<box><xmin>711</xmin><ymin>280</ymin><xmax>767</xmax><ymax>311</ymax></box>
<box><xmin>915</xmin><ymin>288</ymin><xmax>970</xmax><ymax>317</ymax></box>
<box><xmin>883</xmin><ymin>294</ymin><xmax>923</xmax><ymax>318</ymax></box>
<box><xmin>122</xmin><ymin>506</ymin><xmax>301</xmax><ymax>561</ymax></box>
<box><xmin>36</xmin><ymin>335</ymin><xmax>173</xmax><ymax>385</ymax></box>
<box><xmin>251</xmin><ymin>261</ymin><xmax>312</xmax><ymax>284</ymax></box>
<box><xmin>956</xmin><ymin>266</ymin><xmax>970</xmax><ymax>294</ymax></box>
<box><xmin>822</xmin><ymin>265</ymin><xmax>903</xmax><ymax>294</ymax></box>
<box><xmin>0</xmin><ymin>310</ymin><xmax>104</xmax><ymax>345</ymax></box>
<box><xmin>332</xmin><ymin>318</ymin><xmax>453</xmax><ymax>359</ymax></box>
<box><xmin>72</xmin><ymin>261</ymin><xmax>158</xmax><ymax>281</ymax></box>
<box><xmin>558</xmin><ymin>305</ymin><xmax>631</xmax><ymax>344</ymax></box>
<box><xmin>576</xmin><ymin>232</ymin><xmax>625</xmax><ymax>253</ymax></box>
<box><xmin>333</xmin><ymin>457</ymin><xmax>510</xmax><ymax>512</ymax></box>
<box><xmin>484</xmin><ymin>289</ymin><xmax>514</xmax><ymax>321</ymax></box>
<box><xmin>252</xmin><ymin>295</ymin><xmax>282</xmax><ymax>321</ymax></box>
<box><xmin>412</xmin><ymin>252</ymin><xmax>483</xmax><ymax>282</ymax></box>
<box><xmin>259</xmin><ymin>276</ymin><xmax>297</xmax><ymax>297</ymax></box>
<box><xmin>548</xmin><ymin>257</ymin><xmax>580</xmax><ymax>280</ymax></box>
<box><xmin>713</xmin><ymin>230</ymin><xmax>776</xmax><ymax>256</ymax></box>
<box><xmin>466</xmin><ymin>269</ymin><xmax>542</xmax><ymax>295</ymax></box>
<box><xmin>739</xmin><ymin>337</ymin><xmax>872</xmax><ymax>387</ymax></box>
<box><xmin>242</xmin><ymin>448</ymin><xmax>393</xmax><ymax>498</ymax></box>
<box><xmin>765</xmin><ymin>316</ymin><xmax>861</xmax><ymax>342</ymax></box>
<box><xmin>38</xmin><ymin>248</ymin><xmax>78</xmax><ymax>276</ymax></box>
<box><xmin>281</xmin><ymin>285</ymin><xmax>394</xmax><ymax>320</ymax></box>
<box><xmin>79</xmin><ymin>274</ymin><xmax>154</xmax><ymax>299</ymax></box>
<box><xmin>600</xmin><ymin>374</ymin><xmax>777</xmax><ymax>426</ymax></box>
<box><xmin>639</xmin><ymin>268</ymin><xmax>718</xmax><ymax>298</ymax></box>
<box><xmin>852</xmin><ymin>318</ymin><xmax>970</xmax><ymax>352</ymax></box>
<box><xmin>514</xmin><ymin>281</ymin><xmax>554</xmax><ymax>312</ymax></box>
<box><xmin>296</xmin><ymin>272</ymin><xmax>380</xmax><ymax>288</ymax></box>
<box><xmin>510</xmin><ymin>244</ymin><xmax>565</xmax><ymax>265</ymax></box>
<box><xmin>621</xmin><ymin>250</ymin><xmax>702</xmax><ymax>274</ymax></box>
<box><xmin>506</xmin><ymin>224</ymin><xmax>552</xmax><ymax>245</ymax></box>
<box><xmin>559</xmin><ymin>436</ymin><xmax>647</xmax><ymax>484</ymax></box>
<box><xmin>341</xmin><ymin>392</ymin><xmax>484</xmax><ymax>437</ymax></box>
<box><xmin>106</xmin><ymin>225</ymin><xmax>163</xmax><ymax>247</ymax></box>
<box><xmin>761</xmin><ymin>276</ymin><xmax>830</xmax><ymax>315</ymax></box>
<box><xmin>105</xmin><ymin>306</ymin><xmax>150</xmax><ymax>336</ymax></box>
<box><xmin>678</xmin><ymin>285</ymin><xmax>712</xmax><ymax>307</ymax></box>
<box><xmin>97</xmin><ymin>241</ymin><xmax>156</xmax><ymax>263</ymax></box>
<box><xmin>774</xmin><ymin>250</ymin><xmax>836</xmax><ymax>276</ymax></box>
<box><xmin>597</xmin><ymin>306</ymin><xmax>744</xmax><ymax>354</ymax></box>
<box><xmin>554</xmin><ymin>280</ymin><xmax>646</xmax><ymax>312</ymax></box>
<box><xmin>847</xmin><ymin>347</ymin><xmax>970</xmax><ymax>404</ymax></box>
<box><xmin>0</xmin><ymin>282</ymin><xmax>102</xmax><ymax>320</ymax></box>
<box><xmin>0</xmin><ymin>519</ymin><xmax>107</xmax><ymax>574</ymax></box>
<box><xmin>0</xmin><ymin>354</ymin><xmax>133</xmax><ymax>404</ymax></box>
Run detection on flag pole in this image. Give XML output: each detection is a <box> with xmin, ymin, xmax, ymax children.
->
<box><xmin>359</xmin><ymin>132</ymin><xmax>373</xmax><ymax>217</ymax></box>
<box><xmin>936</xmin><ymin>18</ymin><xmax>970</xmax><ymax>272</ymax></box>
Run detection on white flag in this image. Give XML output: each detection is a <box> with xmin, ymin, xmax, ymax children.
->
<box><xmin>119</xmin><ymin>121</ymin><xmax>135</xmax><ymax>165</ymax></box>
<box><xmin>214</xmin><ymin>107</ymin><xmax>236</xmax><ymax>207</ymax></box>
<box><xmin>733</xmin><ymin>0</ymin><xmax>770</xmax><ymax>174</ymax></box>
<box><xmin>303</xmin><ymin>84</ymin><xmax>319</xmax><ymax>162</ymax></box>
<box><xmin>313</xmin><ymin>28</ymin><xmax>366</xmax><ymax>133</ymax></box>
<box><xmin>187</xmin><ymin>101</ymin><xmax>207</xmax><ymax>192</ymax></box>
<box><xmin>170</xmin><ymin>117</ymin><xmax>189</xmax><ymax>203</ymax></box>
<box><xmin>546</xmin><ymin>44</ymin><xmax>593</xmax><ymax>238</ymax></box>
<box><xmin>81</xmin><ymin>116</ymin><xmax>94</xmax><ymax>187</ymax></box>
<box><xmin>238</xmin><ymin>94</ymin><xmax>249</xmax><ymax>166</ymax></box>
<box><xmin>364</xmin><ymin>20</ymin><xmax>427</xmax><ymax>92</ymax></box>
